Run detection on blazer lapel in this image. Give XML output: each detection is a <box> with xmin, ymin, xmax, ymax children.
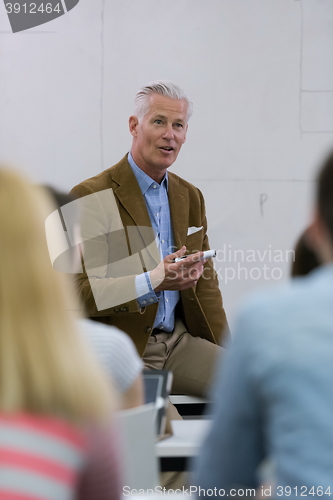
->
<box><xmin>168</xmin><ymin>173</ymin><xmax>189</xmax><ymax>251</ymax></box>
<box><xmin>112</xmin><ymin>162</ymin><xmax>151</xmax><ymax>228</ymax></box>
<box><xmin>111</xmin><ymin>157</ymin><xmax>159</xmax><ymax>264</ymax></box>
<box><xmin>110</xmin><ymin>157</ymin><xmax>189</xmax><ymax>259</ymax></box>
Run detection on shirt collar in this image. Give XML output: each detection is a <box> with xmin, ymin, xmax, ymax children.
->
<box><xmin>128</xmin><ymin>152</ymin><xmax>168</xmax><ymax>195</ymax></box>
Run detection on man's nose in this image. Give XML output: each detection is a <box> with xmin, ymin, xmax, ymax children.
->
<box><xmin>162</xmin><ymin>124</ymin><xmax>174</xmax><ymax>139</ymax></box>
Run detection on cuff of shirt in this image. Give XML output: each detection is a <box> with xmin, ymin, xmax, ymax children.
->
<box><xmin>135</xmin><ymin>272</ymin><xmax>159</xmax><ymax>307</ymax></box>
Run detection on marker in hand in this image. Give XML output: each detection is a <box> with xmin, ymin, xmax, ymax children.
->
<box><xmin>173</xmin><ymin>249</ymin><xmax>216</xmax><ymax>263</ymax></box>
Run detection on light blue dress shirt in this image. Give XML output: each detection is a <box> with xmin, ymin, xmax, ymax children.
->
<box><xmin>128</xmin><ymin>152</ymin><xmax>179</xmax><ymax>332</ymax></box>
<box><xmin>193</xmin><ymin>264</ymin><xmax>333</xmax><ymax>497</ymax></box>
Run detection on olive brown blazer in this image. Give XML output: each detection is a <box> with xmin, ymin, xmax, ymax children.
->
<box><xmin>70</xmin><ymin>155</ymin><xmax>228</xmax><ymax>356</ymax></box>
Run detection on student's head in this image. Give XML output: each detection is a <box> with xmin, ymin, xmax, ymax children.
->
<box><xmin>43</xmin><ymin>186</ymin><xmax>82</xmax><ymax>273</ymax></box>
<box><xmin>0</xmin><ymin>168</ymin><xmax>114</xmax><ymax>423</ymax></box>
<box><xmin>309</xmin><ymin>152</ymin><xmax>333</xmax><ymax>264</ymax></box>
<box><xmin>291</xmin><ymin>229</ymin><xmax>321</xmax><ymax>277</ymax></box>
<box><xmin>317</xmin><ymin>151</ymin><xmax>333</xmax><ymax>243</ymax></box>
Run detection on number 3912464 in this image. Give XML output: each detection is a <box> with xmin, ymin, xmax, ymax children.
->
<box><xmin>276</xmin><ymin>486</ymin><xmax>332</xmax><ymax>496</ymax></box>
<box><xmin>5</xmin><ymin>3</ymin><xmax>61</xmax><ymax>14</ymax></box>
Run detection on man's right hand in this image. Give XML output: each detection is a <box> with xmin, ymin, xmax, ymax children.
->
<box><xmin>150</xmin><ymin>246</ymin><xmax>206</xmax><ymax>292</ymax></box>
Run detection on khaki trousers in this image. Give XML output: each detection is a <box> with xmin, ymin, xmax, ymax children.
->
<box><xmin>143</xmin><ymin>320</ymin><xmax>224</xmax><ymax>489</ymax></box>
<box><xmin>144</xmin><ymin>320</ymin><xmax>224</xmax><ymax>488</ymax></box>
<box><xmin>143</xmin><ymin>319</ymin><xmax>223</xmax><ymax>398</ymax></box>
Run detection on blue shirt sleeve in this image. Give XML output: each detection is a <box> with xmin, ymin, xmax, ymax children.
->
<box><xmin>135</xmin><ymin>271</ymin><xmax>159</xmax><ymax>307</ymax></box>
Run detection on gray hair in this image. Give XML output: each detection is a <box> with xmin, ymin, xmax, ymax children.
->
<box><xmin>134</xmin><ymin>80</ymin><xmax>193</xmax><ymax>122</ymax></box>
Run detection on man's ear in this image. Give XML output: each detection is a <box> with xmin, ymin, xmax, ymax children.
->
<box><xmin>129</xmin><ymin>116</ymin><xmax>139</xmax><ymax>137</ymax></box>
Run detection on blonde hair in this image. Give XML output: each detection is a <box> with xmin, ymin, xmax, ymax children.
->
<box><xmin>0</xmin><ymin>168</ymin><xmax>114</xmax><ymax>424</ymax></box>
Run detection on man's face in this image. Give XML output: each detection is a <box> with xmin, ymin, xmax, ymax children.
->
<box><xmin>129</xmin><ymin>94</ymin><xmax>188</xmax><ymax>180</ymax></box>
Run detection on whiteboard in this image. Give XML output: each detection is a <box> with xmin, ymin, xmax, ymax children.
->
<box><xmin>1</xmin><ymin>0</ymin><xmax>333</xmax><ymax>320</ymax></box>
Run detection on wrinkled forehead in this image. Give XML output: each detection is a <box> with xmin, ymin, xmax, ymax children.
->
<box><xmin>145</xmin><ymin>94</ymin><xmax>188</xmax><ymax>121</ymax></box>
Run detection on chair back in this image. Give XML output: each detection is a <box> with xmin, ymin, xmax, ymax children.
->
<box><xmin>116</xmin><ymin>403</ymin><xmax>160</xmax><ymax>491</ymax></box>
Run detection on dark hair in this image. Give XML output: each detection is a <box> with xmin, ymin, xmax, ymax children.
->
<box><xmin>43</xmin><ymin>185</ymin><xmax>75</xmax><ymax>212</ymax></box>
<box><xmin>317</xmin><ymin>151</ymin><xmax>333</xmax><ymax>243</ymax></box>
<box><xmin>291</xmin><ymin>231</ymin><xmax>320</xmax><ymax>277</ymax></box>
<box><xmin>42</xmin><ymin>186</ymin><xmax>79</xmax><ymax>236</ymax></box>
<box><xmin>42</xmin><ymin>186</ymin><xmax>81</xmax><ymax>274</ymax></box>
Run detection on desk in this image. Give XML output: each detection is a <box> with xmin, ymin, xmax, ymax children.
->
<box><xmin>169</xmin><ymin>395</ymin><xmax>208</xmax><ymax>418</ymax></box>
<box><xmin>156</xmin><ymin>419</ymin><xmax>211</xmax><ymax>471</ymax></box>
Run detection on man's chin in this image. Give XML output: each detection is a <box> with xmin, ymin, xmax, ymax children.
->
<box><xmin>158</xmin><ymin>161</ymin><xmax>175</xmax><ymax>171</ymax></box>
<box><xmin>156</xmin><ymin>154</ymin><xmax>178</xmax><ymax>169</ymax></box>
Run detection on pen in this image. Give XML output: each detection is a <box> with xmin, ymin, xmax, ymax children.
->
<box><xmin>173</xmin><ymin>249</ymin><xmax>216</xmax><ymax>263</ymax></box>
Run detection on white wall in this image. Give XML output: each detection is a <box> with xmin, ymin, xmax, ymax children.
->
<box><xmin>1</xmin><ymin>0</ymin><xmax>333</xmax><ymax>320</ymax></box>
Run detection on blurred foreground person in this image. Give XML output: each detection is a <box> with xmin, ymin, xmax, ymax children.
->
<box><xmin>291</xmin><ymin>228</ymin><xmax>320</xmax><ymax>277</ymax></box>
<box><xmin>193</xmin><ymin>152</ymin><xmax>333</xmax><ymax>497</ymax></box>
<box><xmin>0</xmin><ymin>169</ymin><xmax>121</xmax><ymax>500</ymax></box>
<box><xmin>44</xmin><ymin>187</ymin><xmax>144</xmax><ymax>410</ymax></box>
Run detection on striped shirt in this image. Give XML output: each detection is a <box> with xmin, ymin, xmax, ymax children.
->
<box><xmin>79</xmin><ymin>318</ymin><xmax>143</xmax><ymax>393</ymax></box>
<box><xmin>128</xmin><ymin>152</ymin><xmax>179</xmax><ymax>332</ymax></box>
<box><xmin>0</xmin><ymin>413</ymin><xmax>120</xmax><ymax>500</ymax></box>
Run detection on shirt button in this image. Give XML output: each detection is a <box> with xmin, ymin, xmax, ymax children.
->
<box><xmin>165</xmin><ymin>298</ymin><xmax>169</xmax><ymax>303</ymax></box>
<box><xmin>160</xmin><ymin>326</ymin><xmax>164</xmax><ymax>329</ymax></box>
<box><xmin>161</xmin><ymin>239</ymin><xmax>165</xmax><ymax>244</ymax></box>
<box><xmin>153</xmin><ymin>184</ymin><xmax>157</xmax><ymax>189</ymax></box>
<box><xmin>149</xmin><ymin>298</ymin><xmax>154</xmax><ymax>302</ymax></box>
<box><xmin>142</xmin><ymin>300</ymin><xmax>147</xmax><ymax>304</ymax></box>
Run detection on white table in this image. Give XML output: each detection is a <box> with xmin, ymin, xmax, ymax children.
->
<box><xmin>169</xmin><ymin>395</ymin><xmax>208</xmax><ymax>418</ymax></box>
<box><xmin>156</xmin><ymin>419</ymin><xmax>211</xmax><ymax>471</ymax></box>
<box><xmin>169</xmin><ymin>395</ymin><xmax>207</xmax><ymax>405</ymax></box>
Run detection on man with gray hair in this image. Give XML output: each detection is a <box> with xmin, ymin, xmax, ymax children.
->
<box><xmin>71</xmin><ymin>81</ymin><xmax>228</xmax><ymax>403</ymax></box>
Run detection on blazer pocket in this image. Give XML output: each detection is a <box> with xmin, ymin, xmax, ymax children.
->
<box><xmin>185</xmin><ymin>231</ymin><xmax>204</xmax><ymax>253</ymax></box>
<box><xmin>187</xmin><ymin>226</ymin><xmax>203</xmax><ymax>236</ymax></box>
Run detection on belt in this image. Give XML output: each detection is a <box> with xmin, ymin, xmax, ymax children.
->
<box><xmin>152</xmin><ymin>328</ymin><xmax>165</xmax><ymax>335</ymax></box>
<box><xmin>152</xmin><ymin>327</ymin><xmax>176</xmax><ymax>336</ymax></box>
